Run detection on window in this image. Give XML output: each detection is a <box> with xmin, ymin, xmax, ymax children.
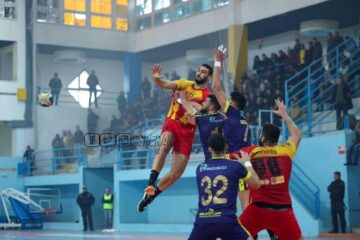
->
<box><xmin>115</xmin><ymin>0</ymin><xmax>128</xmax><ymax>31</ymax></box>
<box><xmin>136</xmin><ymin>0</ymin><xmax>151</xmax><ymax>16</ymax></box>
<box><xmin>154</xmin><ymin>0</ymin><xmax>170</xmax><ymax>11</ymax></box>
<box><xmin>64</xmin><ymin>0</ymin><xmax>86</xmax><ymax>12</ymax></box>
<box><xmin>64</xmin><ymin>0</ymin><xmax>86</xmax><ymax>26</ymax></box>
<box><xmin>174</xmin><ymin>2</ymin><xmax>191</xmax><ymax>19</ymax></box>
<box><xmin>0</xmin><ymin>41</ymin><xmax>15</xmax><ymax>81</ymax></box>
<box><xmin>0</xmin><ymin>0</ymin><xmax>16</xmax><ymax>20</ymax></box>
<box><xmin>214</xmin><ymin>0</ymin><xmax>229</xmax><ymax>8</ymax></box>
<box><xmin>91</xmin><ymin>0</ymin><xmax>112</xmax><ymax>15</ymax></box>
<box><xmin>68</xmin><ymin>70</ymin><xmax>102</xmax><ymax>108</ymax></box>
<box><xmin>64</xmin><ymin>12</ymin><xmax>86</xmax><ymax>26</ymax></box>
<box><xmin>137</xmin><ymin>16</ymin><xmax>151</xmax><ymax>30</ymax></box>
<box><xmin>37</xmin><ymin>0</ymin><xmax>59</xmax><ymax>23</ymax></box>
<box><xmin>193</xmin><ymin>0</ymin><xmax>211</xmax><ymax>14</ymax></box>
<box><xmin>91</xmin><ymin>15</ymin><xmax>112</xmax><ymax>29</ymax></box>
<box><xmin>154</xmin><ymin>10</ymin><xmax>169</xmax><ymax>25</ymax></box>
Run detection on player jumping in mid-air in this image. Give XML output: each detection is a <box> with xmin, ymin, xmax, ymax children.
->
<box><xmin>239</xmin><ymin>99</ymin><xmax>303</xmax><ymax>240</ymax></box>
<box><xmin>188</xmin><ymin>133</ymin><xmax>261</xmax><ymax>240</ymax></box>
<box><xmin>138</xmin><ymin>64</ymin><xmax>212</xmax><ymax>212</ymax></box>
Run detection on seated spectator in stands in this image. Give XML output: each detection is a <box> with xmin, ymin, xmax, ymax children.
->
<box><xmin>23</xmin><ymin>145</ymin><xmax>35</xmax><ymax>175</ymax></box>
<box><xmin>74</xmin><ymin>125</ymin><xmax>84</xmax><ymax>147</ymax></box>
<box><xmin>52</xmin><ymin>134</ymin><xmax>64</xmax><ymax>169</ymax></box>
<box><xmin>141</xmin><ymin>77</ymin><xmax>151</xmax><ymax>99</ymax></box>
<box><xmin>345</xmin><ymin>121</ymin><xmax>360</xmax><ymax>166</ymax></box>
<box><xmin>117</xmin><ymin>91</ymin><xmax>127</xmax><ymax>117</ymax></box>
<box><xmin>332</xmin><ymin>77</ymin><xmax>352</xmax><ymax>124</ymax></box>
<box><xmin>49</xmin><ymin>73</ymin><xmax>62</xmax><ymax>106</ymax></box>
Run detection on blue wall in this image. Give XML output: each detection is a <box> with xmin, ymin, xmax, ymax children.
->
<box><xmin>0</xmin><ymin>157</ymin><xmax>23</xmax><ymax>191</ymax></box>
<box><xmin>345</xmin><ymin>131</ymin><xmax>360</xmax><ymax>230</ymax></box>
<box><xmin>293</xmin><ymin>132</ymin><xmax>349</xmax><ymax>232</ymax></box>
<box><xmin>83</xmin><ymin>168</ymin><xmax>113</xmax><ymax>228</ymax></box>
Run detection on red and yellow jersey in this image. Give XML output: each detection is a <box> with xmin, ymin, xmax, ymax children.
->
<box><xmin>242</xmin><ymin>140</ymin><xmax>297</xmax><ymax>205</ymax></box>
<box><xmin>167</xmin><ymin>79</ymin><xmax>211</xmax><ymax>126</ymax></box>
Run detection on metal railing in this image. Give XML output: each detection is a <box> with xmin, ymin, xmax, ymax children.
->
<box><xmin>284</xmin><ymin>36</ymin><xmax>360</xmax><ymax>137</ymax></box>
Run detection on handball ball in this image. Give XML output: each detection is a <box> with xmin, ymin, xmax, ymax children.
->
<box><xmin>38</xmin><ymin>92</ymin><xmax>53</xmax><ymax>107</ymax></box>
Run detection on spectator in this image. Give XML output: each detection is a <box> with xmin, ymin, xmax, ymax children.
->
<box><xmin>327</xmin><ymin>32</ymin><xmax>336</xmax><ymax>64</ymax></box>
<box><xmin>102</xmin><ymin>187</ymin><xmax>114</xmax><ymax>230</ymax></box>
<box><xmin>117</xmin><ymin>91</ymin><xmax>127</xmax><ymax>117</ymax></box>
<box><xmin>332</xmin><ymin>77</ymin><xmax>352</xmax><ymax>125</ymax></box>
<box><xmin>344</xmin><ymin>36</ymin><xmax>357</xmax><ymax>58</ymax></box>
<box><xmin>288</xmin><ymin>97</ymin><xmax>303</xmax><ymax>121</ymax></box>
<box><xmin>87</xmin><ymin>109</ymin><xmax>99</xmax><ymax>134</ymax></box>
<box><xmin>52</xmin><ymin>134</ymin><xmax>64</xmax><ymax>169</ymax></box>
<box><xmin>327</xmin><ymin>172</ymin><xmax>346</xmax><ymax>233</ymax></box>
<box><xmin>299</xmin><ymin>44</ymin><xmax>306</xmax><ymax>66</ymax></box>
<box><xmin>87</xmin><ymin>70</ymin><xmax>99</xmax><ymax>108</ymax></box>
<box><xmin>339</xmin><ymin>63</ymin><xmax>349</xmax><ymax>76</ymax></box>
<box><xmin>253</xmin><ymin>55</ymin><xmax>261</xmax><ymax>71</ymax></box>
<box><xmin>49</xmin><ymin>73</ymin><xmax>62</xmax><ymax>105</ymax></box>
<box><xmin>23</xmin><ymin>145</ymin><xmax>35</xmax><ymax>175</ymax></box>
<box><xmin>313</xmin><ymin>37</ymin><xmax>323</xmax><ymax>60</ymax></box>
<box><xmin>64</xmin><ymin>130</ymin><xmax>74</xmax><ymax>163</ymax></box>
<box><xmin>74</xmin><ymin>125</ymin><xmax>84</xmax><ymax>147</ymax></box>
<box><xmin>345</xmin><ymin>121</ymin><xmax>360</xmax><ymax>166</ymax></box>
<box><xmin>76</xmin><ymin>186</ymin><xmax>95</xmax><ymax>231</ymax></box>
<box><xmin>141</xmin><ymin>77</ymin><xmax>151</xmax><ymax>99</ymax></box>
<box><xmin>334</xmin><ymin>31</ymin><xmax>344</xmax><ymax>52</ymax></box>
<box><xmin>306</xmin><ymin>40</ymin><xmax>314</xmax><ymax>65</ymax></box>
<box><xmin>110</xmin><ymin>115</ymin><xmax>119</xmax><ymax>132</ymax></box>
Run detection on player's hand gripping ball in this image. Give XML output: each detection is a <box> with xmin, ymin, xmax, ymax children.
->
<box><xmin>38</xmin><ymin>92</ymin><xmax>53</xmax><ymax>107</ymax></box>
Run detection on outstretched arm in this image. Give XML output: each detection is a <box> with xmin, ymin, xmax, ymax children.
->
<box><xmin>235</xmin><ymin>151</ymin><xmax>261</xmax><ymax>189</ymax></box>
<box><xmin>212</xmin><ymin>46</ymin><xmax>227</xmax><ymax>109</ymax></box>
<box><xmin>151</xmin><ymin>64</ymin><xmax>177</xmax><ymax>90</ymax></box>
<box><xmin>273</xmin><ymin>99</ymin><xmax>302</xmax><ymax>148</ymax></box>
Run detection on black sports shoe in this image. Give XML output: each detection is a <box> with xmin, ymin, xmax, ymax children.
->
<box><xmin>137</xmin><ymin>193</ymin><xmax>155</xmax><ymax>212</ymax></box>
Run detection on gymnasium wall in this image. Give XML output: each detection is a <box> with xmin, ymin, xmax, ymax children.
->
<box><xmin>293</xmin><ymin>132</ymin><xmax>349</xmax><ymax>232</ymax></box>
<box><xmin>35</xmin><ymin>53</ymin><xmax>124</xmax><ymax>149</ymax></box>
<box><xmin>0</xmin><ymin>2</ymin><xmax>26</xmax><ymax>121</ymax></box>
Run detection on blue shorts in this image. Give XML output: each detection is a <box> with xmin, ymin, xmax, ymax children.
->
<box><xmin>188</xmin><ymin>222</ymin><xmax>250</xmax><ymax>240</ymax></box>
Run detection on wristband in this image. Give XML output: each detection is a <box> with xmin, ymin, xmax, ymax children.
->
<box><xmin>214</xmin><ymin>61</ymin><xmax>221</xmax><ymax>68</ymax></box>
<box><xmin>176</xmin><ymin>98</ymin><xmax>182</xmax><ymax>104</ymax></box>
<box><xmin>244</xmin><ymin>161</ymin><xmax>252</xmax><ymax>168</ymax></box>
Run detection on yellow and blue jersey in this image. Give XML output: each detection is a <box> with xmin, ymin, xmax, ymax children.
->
<box><xmin>223</xmin><ymin>101</ymin><xmax>251</xmax><ymax>153</ymax></box>
<box><xmin>195</xmin><ymin>157</ymin><xmax>250</xmax><ymax>224</ymax></box>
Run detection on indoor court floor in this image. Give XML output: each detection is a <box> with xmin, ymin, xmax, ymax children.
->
<box><xmin>0</xmin><ymin>231</ymin><xmax>359</xmax><ymax>240</ymax></box>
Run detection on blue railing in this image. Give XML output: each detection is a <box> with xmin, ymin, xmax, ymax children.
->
<box><xmin>284</xmin><ymin>36</ymin><xmax>360</xmax><ymax>137</ymax></box>
<box><xmin>290</xmin><ymin>161</ymin><xmax>320</xmax><ymax>219</ymax></box>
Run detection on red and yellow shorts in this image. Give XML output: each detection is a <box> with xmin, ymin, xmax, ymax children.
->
<box><xmin>161</xmin><ymin>119</ymin><xmax>195</xmax><ymax>159</ymax></box>
<box><xmin>239</xmin><ymin>203</ymin><xmax>301</xmax><ymax>239</ymax></box>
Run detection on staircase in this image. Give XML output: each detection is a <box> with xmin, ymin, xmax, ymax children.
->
<box><xmin>285</xmin><ymin>36</ymin><xmax>360</xmax><ymax>137</ymax></box>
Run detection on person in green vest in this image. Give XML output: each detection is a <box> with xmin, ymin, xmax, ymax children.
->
<box><xmin>102</xmin><ymin>187</ymin><xmax>114</xmax><ymax>230</ymax></box>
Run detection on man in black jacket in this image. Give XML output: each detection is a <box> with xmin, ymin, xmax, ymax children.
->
<box><xmin>327</xmin><ymin>172</ymin><xmax>346</xmax><ymax>233</ymax></box>
<box><xmin>49</xmin><ymin>73</ymin><xmax>62</xmax><ymax>105</ymax></box>
<box><xmin>332</xmin><ymin>78</ymin><xmax>352</xmax><ymax>124</ymax></box>
<box><xmin>87</xmin><ymin>70</ymin><xmax>99</xmax><ymax>108</ymax></box>
<box><xmin>76</xmin><ymin>186</ymin><xmax>95</xmax><ymax>231</ymax></box>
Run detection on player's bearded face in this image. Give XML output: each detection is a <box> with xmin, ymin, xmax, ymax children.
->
<box><xmin>195</xmin><ymin>73</ymin><xmax>208</xmax><ymax>85</ymax></box>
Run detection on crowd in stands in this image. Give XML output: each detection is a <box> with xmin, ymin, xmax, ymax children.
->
<box><xmin>240</xmin><ymin>31</ymin><xmax>360</xmax><ymax>125</ymax></box>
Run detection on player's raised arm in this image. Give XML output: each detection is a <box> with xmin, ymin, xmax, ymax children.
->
<box><xmin>273</xmin><ymin>99</ymin><xmax>302</xmax><ymax>148</ymax></box>
<box><xmin>151</xmin><ymin>64</ymin><xmax>177</xmax><ymax>90</ymax></box>
<box><xmin>212</xmin><ymin>46</ymin><xmax>227</xmax><ymax>109</ymax></box>
<box><xmin>235</xmin><ymin>151</ymin><xmax>261</xmax><ymax>189</ymax></box>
